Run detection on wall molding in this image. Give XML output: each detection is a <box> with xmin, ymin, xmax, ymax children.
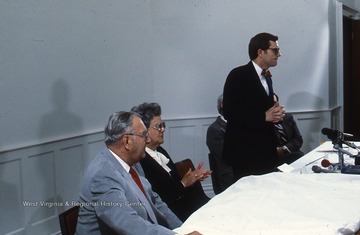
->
<box><xmin>0</xmin><ymin>109</ymin><xmax>335</xmax><ymax>234</ymax></box>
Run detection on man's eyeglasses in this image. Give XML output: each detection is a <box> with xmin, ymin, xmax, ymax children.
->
<box><xmin>150</xmin><ymin>122</ymin><xmax>166</xmax><ymax>132</ymax></box>
<box><xmin>123</xmin><ymin>131</ymin><xmax>149</xmax><ymax>140</ymax></box>
<box><xmin>267</xmin><ymin>47</ymin><xmax>280</xmax><ymax>55</ymax></box>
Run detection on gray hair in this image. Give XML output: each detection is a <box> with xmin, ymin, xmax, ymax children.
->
<box><xmin>217</xmin><ymin>94</ymin><xmax>223</xmax><ymax>115</ymax></box>
<box><xmin>104</xmin><ymin>111</ymin><xmax>139</xmax><ymax>146</ymax></box>
<box><xmin>130</xmin><ymin>102</ymin><xmax>161</xmax><ymax>128</ymax></box>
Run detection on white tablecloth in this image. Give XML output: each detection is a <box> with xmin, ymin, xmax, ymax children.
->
<box><xmin>174</xmin><ymin>142</ymin><xmax>360</xmax><ymax>235</ymax></box>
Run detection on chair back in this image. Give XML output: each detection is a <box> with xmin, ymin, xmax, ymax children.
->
<box><xmin>58</xmin><ymin>206</ymin><xmax>79</xmax><ymax>235</ymax></box>
<box><xmin>175</xmin><ymin>158</ymin><xmax>195</xmax><ymax>178</ymax></box>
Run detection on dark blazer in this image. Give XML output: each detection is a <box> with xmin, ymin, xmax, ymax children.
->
<box><xmin>206</xmin><ymin>116</ymin><xmax>233</xmax><ymax>193</ymax></box>
<box><xmin>276</xmin><ymin>113</ymin><xmax>304</xmax><ymax>164</ymax></box>
<box><xmin>76</xmin><ymin>147</ymin><xmax>182</xmax><ymax>235</ymax></box>
<box><xmin>222</xmin><ymin>61</ymin><xmax>278</xmax><ymax>178</ymax></box>
<box><xmin>140</xmin><ymin>146</ymin><xmax>209</xmax><ymax>222</ymax></box>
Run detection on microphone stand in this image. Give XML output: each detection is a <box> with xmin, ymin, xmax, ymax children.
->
<box><xmin>332</xmin><ymin>139</ymin><xmax>360</xmax><ymax>174</ymax></box>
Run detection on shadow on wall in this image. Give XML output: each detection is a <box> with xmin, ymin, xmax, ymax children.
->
<box><xmin>39</xmin><ymin>79</ymin><xmax>83</xmax><ymax>141</ymax></box>
<box><xmin>286</xmin><ymin>92</ymin><xmax>325</xmax><ymax>153</ymax></box>
<box><xmin>32</xmin><ymin>79</ymin><xmax>85</xmax><ymax>233</ymax></box>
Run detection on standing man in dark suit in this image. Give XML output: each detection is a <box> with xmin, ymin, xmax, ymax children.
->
<box><xmin>76</xmin><ymin>111</ymin><xmax>201</xmax><ymax>235</ymax></box>
<box><xmin>222</xmin><ymin>32</ymin><xmax>286</xmax><ymax>182</ymax></box>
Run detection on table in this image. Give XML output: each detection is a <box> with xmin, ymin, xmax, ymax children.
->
<box><xmin>173</xmin><ymin>142</ymin><xmax>360</xmax><ymax>235</ymax></box>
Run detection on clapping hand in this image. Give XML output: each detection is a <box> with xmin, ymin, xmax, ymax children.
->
<box><xmin>181</xmin><ymin>161</ymin><xmax>212</xmax><ymax>187</ymax></box>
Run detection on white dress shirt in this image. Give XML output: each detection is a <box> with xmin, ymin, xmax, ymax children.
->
<box><xmin>252</xmin><ymin>61</ymin><xmax>269</xmax><ymax>95</ymax></box>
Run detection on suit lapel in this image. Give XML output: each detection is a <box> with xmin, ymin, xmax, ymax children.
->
<box><xmin>130</xmin><ymin>166</ymin><xmax>169</xmax><ymax>227</ymax></box>
<box><xmin>123</xmin><ymin>170</ymin><xmax>159</xmax><ymax>224</ymax></box>
<box><xmin>102</xmin><ymin>148</ymin><xmax>159</xmax><ymax>225</ymax></box>
<box><xmin>266</xmin><ymin>77</ymin><xmax>274</xmax><ymax>97</ymax></box>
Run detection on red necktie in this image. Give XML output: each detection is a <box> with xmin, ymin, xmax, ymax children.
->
<box><xmin>129</xmin><ymin>167</ymin><xmax>147</xmax><ymax>196</ymax></box>
<box><xmin>130</xmin><ymin>167</ymin><xmax>168</xmax><ymax>227</ymax></box>
<box><xmin>261</xmin><ymin>69</ymin><xmax>272</xmax><ymax>78</ymax></box>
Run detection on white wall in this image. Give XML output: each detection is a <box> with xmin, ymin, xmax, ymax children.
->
<box><xmin>1</xmin><ymin>0</ymin><xmax>334</xmax><ymax>151</ymax></box>
<box><xmin>0</xmin><ymin>0</ymin><xmax>356</xmax><ymax>234</ymax></box>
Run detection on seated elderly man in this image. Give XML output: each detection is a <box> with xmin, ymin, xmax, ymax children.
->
<box><xmin>76</xmin><ymin>111</ymin><xmax>201</xmax><ymax>235</ymax></box>
<box><xmin>131</xmin><ymin>103</ymin><xmax>211</xmax><ymax>222</ymax></box>
<box><xmin>206</xmin><ymin>94</ymin><xmax>233</xmax><ymax>194</ymax></box>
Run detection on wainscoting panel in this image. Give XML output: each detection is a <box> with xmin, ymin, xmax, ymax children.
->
<box><xmin>166</xmin><ymin>125</ymin><xmax>197</xmax><ymax>164</ymax></box>
<box><xmin>0</xmin><ymin>159</ymin><xmax>23</xmax><ymax>235</ymax></box>
<box><xmin>0</xmin><ymin>112</ymin><xmax>333</xmax><ymax>234</ymax></box>
<box><xmin>291</xmin><ymin>111</ymin><xmax>331</xmax><ymax>153</ymax></box>
<box><xmin>56</xmin><ymin>145</ymin><xmax>83</xmax><ymax>206</ymax></box>
<box><xmin>163</xmin><ymin>117</ymin><xmax>216</xmax><ymax>194</ymax></box>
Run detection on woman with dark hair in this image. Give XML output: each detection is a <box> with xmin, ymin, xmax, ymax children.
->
<box><xmin>131</xmin><ymin>102</ymin><xmax>211</xmax><ymax>222</ymax></box>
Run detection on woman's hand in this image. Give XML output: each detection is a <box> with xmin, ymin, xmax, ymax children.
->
<box><xmin>181</xmin><ymin>161</ymin><xmax>212</xmax><ymax>188</ymax></box>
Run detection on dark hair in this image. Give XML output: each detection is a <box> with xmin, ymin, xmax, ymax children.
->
<box><xmin>248</xmin><ymin>32</ymin><xmax>279</xmax><ymax>60</ymax></box>
<box><xmin>104</xmin><ymin>111</ymin><xmax>139</xmax><ymax>146</ymax></box>
<box><xmin>131</xmin><ymin>102</ymin><xmax>162</xmax><ymax>128</ymax></box>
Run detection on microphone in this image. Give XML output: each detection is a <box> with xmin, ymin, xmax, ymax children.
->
<box><xmin>321</xmin><ymin>159</ymin><xmax>340</xmax><ymax>170</ymax></box>
<box><xmin>321</xmin><ymin>128</ymin><xmax>353</xmax><ymax>140</ymax></box>
<box><xmin>321</xmin><ymin>128</ymin><xmax>358</xmax><ymax>150</ymax></box>
<box><xmin>321</xmin><ymin>128</ymin><xmax>340</xmax><ymax>140</ymax></box>
<box><xmin>311</xmin><ymin>165</ymin><xmax>336</xmax><ymax>173</ymax></box>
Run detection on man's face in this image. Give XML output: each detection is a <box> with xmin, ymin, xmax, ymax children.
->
<box><xmin>128</xmin><ymin>116</ymin><xmax>150</xmax><ymax>163</ymax></box>
<box><xmin>262</xmin><ymin>41</ymin><xmax>281</xmax><ymax>68</ymax></box>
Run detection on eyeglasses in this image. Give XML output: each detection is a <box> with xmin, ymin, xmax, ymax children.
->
<box><xmin>150</xmin><ymin>122</ymin><xmax>166</xmax><ymax>132</ymax></box>
<box><xmin>123</xmin><ymin>131</ymin><xmax>149</xmax><ymax>140</ymax></box>
<box><xmin>267</xmin><ymin>47</ymin><xmax>280</xmax><ymax>55</ymax></box>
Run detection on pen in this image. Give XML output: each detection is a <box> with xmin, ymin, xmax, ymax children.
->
<box><xmin>305</xmin><ymin>156</ymin><xmax>324</xmax><ymax>166</ymax></box>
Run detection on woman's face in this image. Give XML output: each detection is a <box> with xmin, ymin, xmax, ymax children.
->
<box><xmin>147</xmin><ymin>116</ymin><xmax>165</xmax><ymax>150</ymax></box>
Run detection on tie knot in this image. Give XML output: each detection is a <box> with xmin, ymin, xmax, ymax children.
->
<box><xmin>129</xmin><ymin>167</ymin><xmax>137</xmax><ymax>176</ymax></box>
<box><xmin>261</xmin><ymin>69</ymin><xmax>272</xmax><ymax>78</ymax></box>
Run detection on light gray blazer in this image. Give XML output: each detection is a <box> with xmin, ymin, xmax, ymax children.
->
<box><xmin>76</xmin><ymin>146</ymin><xmax>182</xmax><ymax>235</ymax></box>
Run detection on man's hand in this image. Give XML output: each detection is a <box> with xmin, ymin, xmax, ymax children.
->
<box><xmin>265</xmin><ymin>101</ymin><xmax>285</xmax><ymax>123</ymax></box>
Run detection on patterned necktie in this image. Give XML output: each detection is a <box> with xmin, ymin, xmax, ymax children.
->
<box><xmin>274</xmin><ymin>123</ymin><xmax>288</xmax><ymax>145</ymax></box>
<box><xmin>129</xmin><ymin>167</ymin><xmax>147</xmax><ymax>196</ymax></box>
<box><xmin>261</xmin><ymin>69</ymin><xmax>272</xmax><ymax>78</ymax></box>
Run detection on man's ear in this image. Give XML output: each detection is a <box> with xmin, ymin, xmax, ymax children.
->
<box><xmin>121</xmin><ymin>135</ymin><xmax>132</xmax><ymax>151</ymax></box>
<box><xmin>258</xmin><ymin>48</ymin><xmax>264</xmax><ymax>58</ymax></box>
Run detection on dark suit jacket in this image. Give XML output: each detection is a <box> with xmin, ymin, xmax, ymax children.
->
<box><xmin>76</xmin><ymin>146</ymin><xmax>182</xmax><ymax>235</ymax></box>
<box><xmin>276</xmin><ymin>113</ymin><xmax>304</xmax><ymax>164</ymax></box>
<box><xmin>206</xmin><ymin>116</ymin><xmax>233</xmax><ymax>193</ymax></box>
<box><xmin>140</xmin><ymin>146</ymin><xmax>209</xmax><ymax>222</ymax></box>
<box><xmin>222</xmin><ymin>61</ymin><xmax>277</xmax><ymax>178</ymax></box>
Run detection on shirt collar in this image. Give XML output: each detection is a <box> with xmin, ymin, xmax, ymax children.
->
<box><xmin>252</xmin><ymin>61</ymin><xmax>263</xmax><ymax>79</ymax></box>
<box><xmin>145</xmin><ymin>147</ymin><xmax>171</xmax><ymax>173</ymax></box>
<box><xmin>108</xmin><ymin>148</ymin><xmax>130</xmax><ymax>173</ymax></box>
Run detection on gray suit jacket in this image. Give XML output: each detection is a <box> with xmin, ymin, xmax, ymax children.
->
<box><xmin>76</xmin><ymin>146</ymin><xmax>182</xmax><ymax>235</ymax></box>
<box><xmin>206</xmin><ymin>116</ymin><xmax>233</xmax><ymax>193</ymax></box>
